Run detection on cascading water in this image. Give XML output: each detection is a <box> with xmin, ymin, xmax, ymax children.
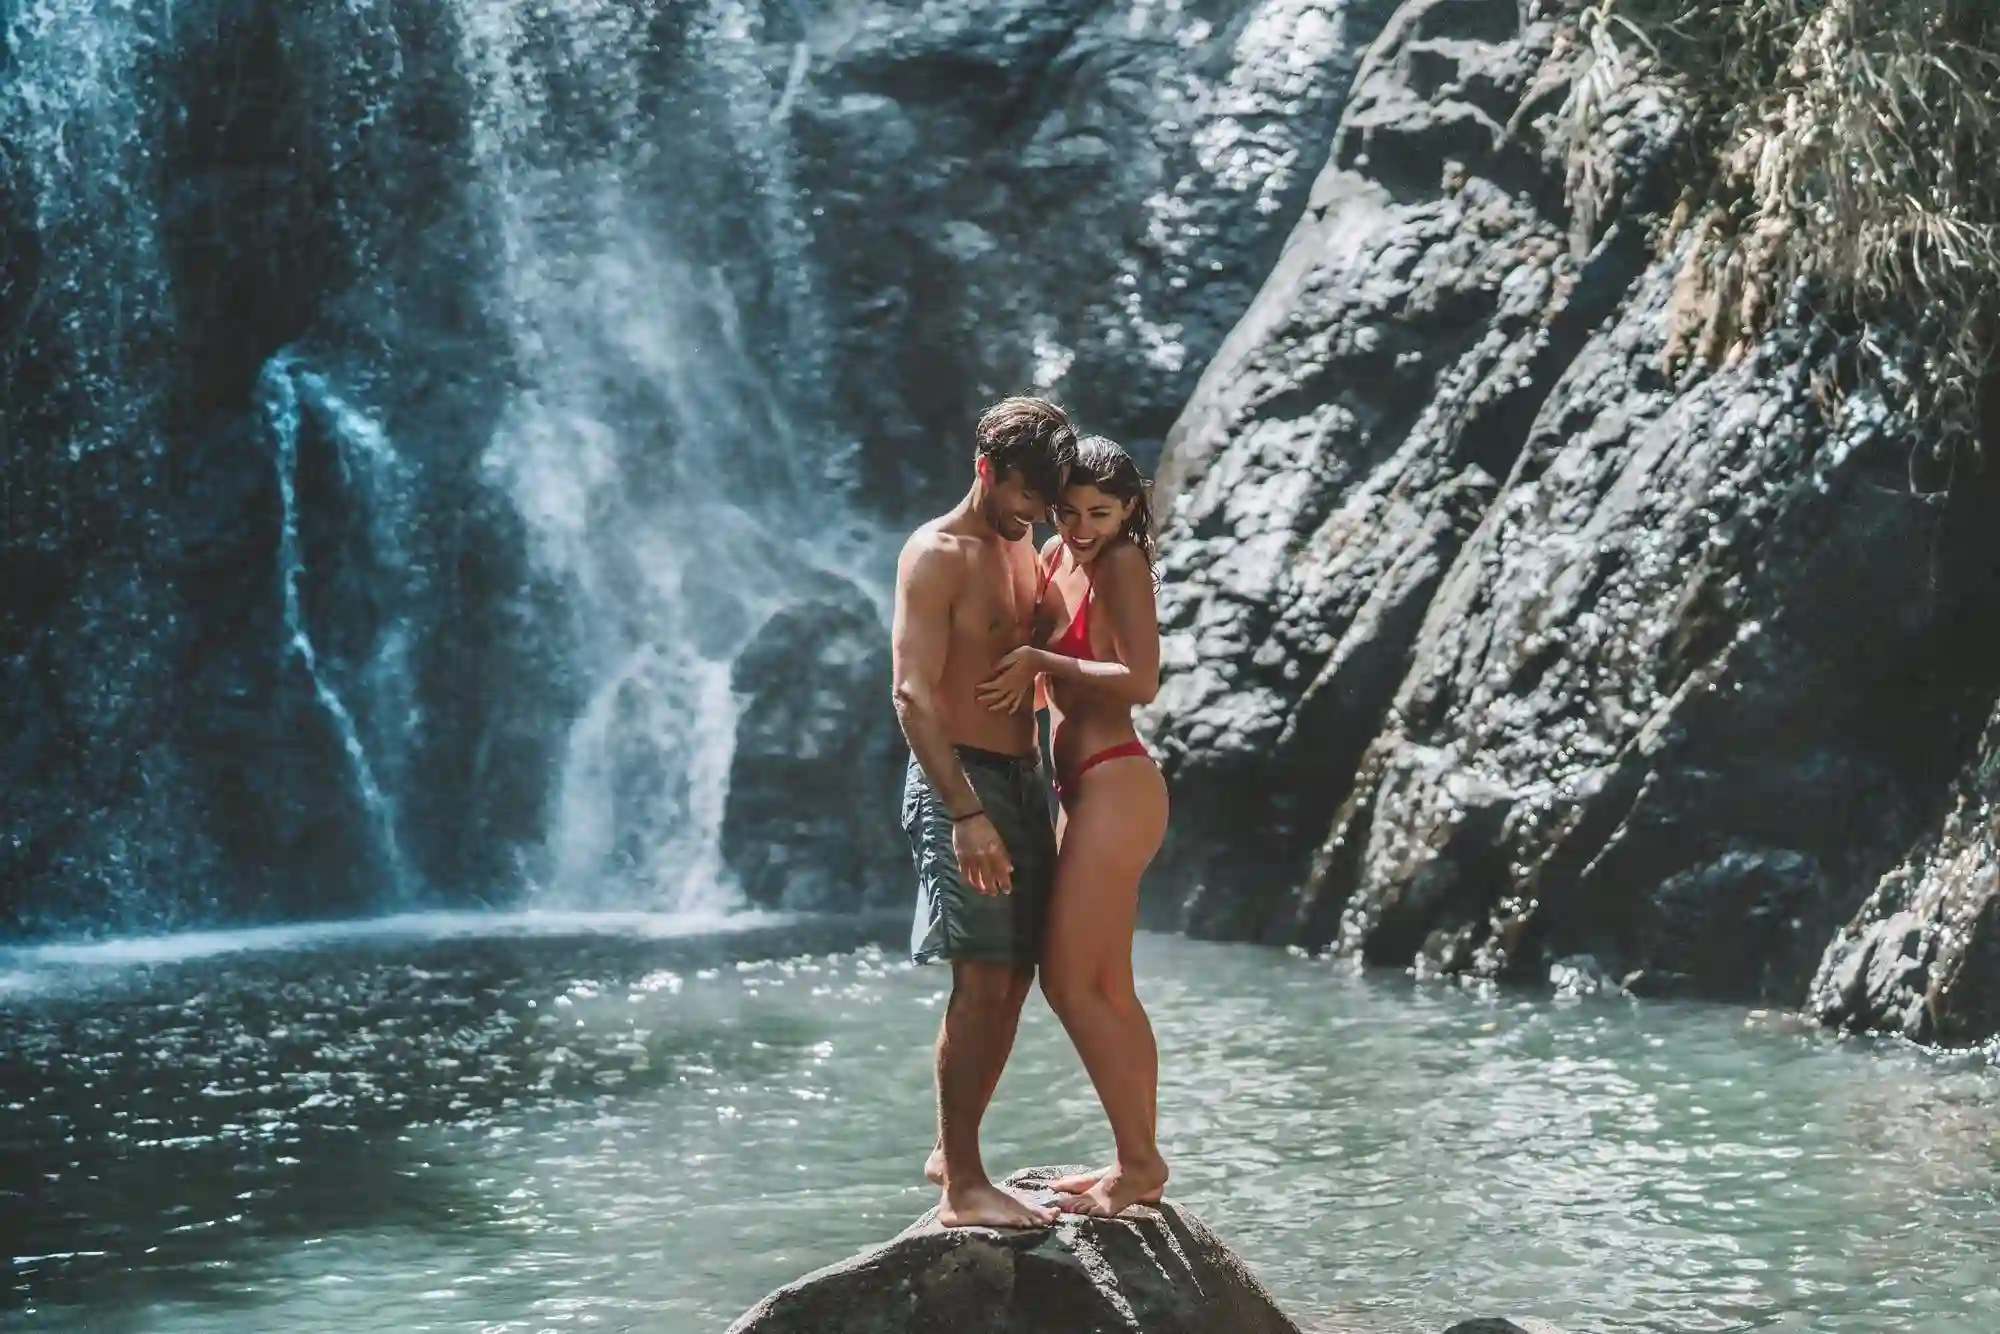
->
<box><xmin>0</xmin><ymin>0</ymin><xmax>218</xmax><ymax>932</ymax></box>
<box><xmin>451</xmin><ymin>0</ymin><xmax>871</xmax><ymax>912</ymax></box>
<box><xmin>2</xmin><ymin>0</ymin><xmax>882</xmax><ymax>932</ymax></box>
<box><xmin>257</xmin><ymin>356</ymin><xmax>418</xmax><ymax>900</ymax></box>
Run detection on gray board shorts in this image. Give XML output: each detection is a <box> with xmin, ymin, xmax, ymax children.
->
<box><xmin>900</xmin><ymin>745</ymin><xmax>1057</xmax><ymax>967</ymax></box>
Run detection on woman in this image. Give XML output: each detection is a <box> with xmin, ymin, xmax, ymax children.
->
<box><xmin>976</xmin><ymin>434</ymin><xmax>1168</xmax><ymax>1218</ymax></box>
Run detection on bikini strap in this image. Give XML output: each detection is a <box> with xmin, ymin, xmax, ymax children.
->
<box><xmin>1035</xmin><ymin>545</ymin><xmax>1060</xmax><ymax>601</ymax></box>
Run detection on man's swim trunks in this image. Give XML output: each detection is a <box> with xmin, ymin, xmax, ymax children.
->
<box><xmin>902</xmin><ymin>745</ymin><xmax>1057</xmax><ymax>966</ymax></box>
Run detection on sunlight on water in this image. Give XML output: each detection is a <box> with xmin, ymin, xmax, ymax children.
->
<box><xmin>5</xmin><ymin>928</ymin><xmax>1997</xmax><ymax>1334</ymax></box>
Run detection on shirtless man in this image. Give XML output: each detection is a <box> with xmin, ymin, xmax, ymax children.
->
<box><xmin>891</xmin><ymin>396</ymin><xmax>1077</xmax><ymax>1230</ymax></box>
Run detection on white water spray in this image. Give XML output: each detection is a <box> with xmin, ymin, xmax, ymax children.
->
<box><xmin>452</xmin><ymin>0</ymin><xmax>869</xmax><ymax>912</ymax></box>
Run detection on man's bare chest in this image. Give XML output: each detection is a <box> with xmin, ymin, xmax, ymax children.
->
<box><xmin>952</xmin><ymin>556</ymin><xmax>1034</xmax><ymax>655</ymax></box>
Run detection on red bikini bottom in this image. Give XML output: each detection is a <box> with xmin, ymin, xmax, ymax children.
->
<box><xmin>1054</xmin><ymin>739</ymin><xmax>1152</xmax><ymax>805</ymax></box>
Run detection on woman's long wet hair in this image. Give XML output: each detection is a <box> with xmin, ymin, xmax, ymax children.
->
<box><xmin>1068</xmin><ymin>434</ymin><xmax>1157</xmax><ymax>573</ymax></box>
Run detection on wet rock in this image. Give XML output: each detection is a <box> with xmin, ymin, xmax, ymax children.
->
<box><xmin>1443</xmin><ymin>1321</ymin><xmax>1566</xmax><ymax>1334</ymax></box>
<box><xmin>726</xmin><ymin>1166</ymin><xmax>1305</xmax><ymax>1334</ymax></box>
<box><xmin>793</xmin><ymin>0</ymin><xmax>1405</xmax><ymax>513</ymax></box>
<box><xmin>1293</xmin><ymin>268</ymin><xmax>2000</xmax><ymax>1000</ymax></box>
<box><xmin>1143</xmin><ymin>0</ymin><xmax>2000</xmax><ymax>1010</ymax></box>
<box><xmin>722</xmin><ymin>577</ymin><xmax>907</xmax><ymax>912</ymax></box>
<box><xmin>1140</xmin><ymin>0</ymin><xmax>1675</xmax><ymax>940</ymax></box>
<box><xmin>1810</xmin><ymin>702</ymin><xmax>2000</xmax><ymax>1045</ymax></box>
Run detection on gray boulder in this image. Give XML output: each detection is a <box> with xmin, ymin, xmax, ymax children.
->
<box><xmin>1810</xmin><ymin>699</ymin><xmax>2000</xmax><ymax>1045</ymax></box>
<box><xmin>721</xmin><ymin>577</ymin><xmax>908</xmax><ymax>912</ymax></box>
<box><xmin>726</xmin><ymin>1167</ymin><xmax>1304</xmax><ymax>1334</ymax></box>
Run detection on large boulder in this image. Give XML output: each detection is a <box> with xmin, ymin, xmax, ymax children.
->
<box><xmin>726</xmin><ymin>1167</ymin><xmax>1305</xmax><ymax>1334</ymax></box>
<box><xmin>721</xmin><ymin>578</ymin><xmax>909</xmax><ymax>912</ymax></box>
<box><xmin>1810</xmin><ymin>698</ymin><xmax>2000</xmax><ymax>1045</ymax></box>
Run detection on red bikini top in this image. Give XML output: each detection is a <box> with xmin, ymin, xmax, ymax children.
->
<box><xmin>1038</xmin><ymin>551</ymin><xmax>1099</xmax><ymax>662</ymax></box>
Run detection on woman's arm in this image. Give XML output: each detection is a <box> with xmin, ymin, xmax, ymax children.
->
<box><xmin>1034</xmin><ymin>543</ymin><xmax>1159</xmax><ymax>706</ymax></box>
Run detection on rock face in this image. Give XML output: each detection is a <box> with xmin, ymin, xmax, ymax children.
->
<box><xmin>726</xmin><ymin>1168</ymin><xmax>1305</xmax><ymax>1334</ymax></box>
<box><xmin>1141</xmin><ymin>0</ymin><xmax>2000</xmax><ymax>1012</ymax></box>
<box><xmin>794</xmin><ymin>0</ymin><xmax>1405</xmax><ymax>510</ymax></box>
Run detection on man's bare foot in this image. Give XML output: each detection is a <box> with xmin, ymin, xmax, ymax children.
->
<box><xmin>939</xmin><ymin>1180</ymin><xmax>1058</xmax><ymax>1229</ymax></box>
<box><xmin>923</xmin><ymin>1145</ymin><xmax>946</xmax><ymax>1188</ymax></box>
<box><xmin>1056</xmin><ymin>1156</ymin><xmax>1168</xmax><ymax>1218</ymax></box>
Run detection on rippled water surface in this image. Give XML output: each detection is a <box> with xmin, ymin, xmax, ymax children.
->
<box><xmin>5</xmin><ymin>912</ymin><xmax>1999</xmax><ymax>1333</ymax></box>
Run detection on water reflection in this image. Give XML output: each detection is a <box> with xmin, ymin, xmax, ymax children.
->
<box><xmin>1</xmin><ymin>916</ymin><xmax>894</xmax><ymax>1326</ymax></box>
<box><xmin>3</xmin><ymin>922</ymin><xmax>1998</xmax><ymax>1333</ymax></box>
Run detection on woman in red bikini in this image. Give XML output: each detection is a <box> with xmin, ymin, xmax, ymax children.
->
<box><xmin>976</xmin><ymin>434</ymin><xmax>1169</xmax><ymax>1218</ymax></box>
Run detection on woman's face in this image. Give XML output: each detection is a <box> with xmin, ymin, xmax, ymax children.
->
<box><xmin>1054</xmin><ymin>482</ymin><xmax>1134</xmax><ymax>563</ymax></box>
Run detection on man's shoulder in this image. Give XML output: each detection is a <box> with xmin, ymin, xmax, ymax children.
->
<box><xmin>898</xmin><ymin>519</ymin><xmax>972</xmax><ymax>583</ymax></box>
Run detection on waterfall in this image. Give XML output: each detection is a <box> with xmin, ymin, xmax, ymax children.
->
<box><xmin>450</xmin><ymin>0</ymin><xmax>865</xmax><ymax>911</ymax></box>
<box><xmin>1</xmin><ymin>0</ymin><xmax>881</xmax><ymax>931</ymax></box>
<box><xmin>258</xmin><ymin>356</ymin><xmax>418</xmax><ymax>900</ymax></box>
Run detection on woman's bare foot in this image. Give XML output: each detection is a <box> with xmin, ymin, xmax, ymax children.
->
<box><xmin>923</xmin><ymin>1146</ymin><xmax>947</xmax><ymax>1187</ymax></box>
<box><xmin>1056</xmin><ymin>1156</ymin><xmax>1167</xmax><ymax>1218</ymax></box>
<box><xmin>1047</xmin><ymin>1166</ymin><xmax>1111</xmax><ymax>1195</ymax></box>
<box><xmin>939</xmin><ymin>1180</ymin><xmax>1059</xmax><ymax>1229</ymax></box>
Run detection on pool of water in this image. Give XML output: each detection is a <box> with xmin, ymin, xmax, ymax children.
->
<box><xmin>4</xmin><ymin>911</ymin><xmax>1998</xmax><ymax>1333</ymax></box>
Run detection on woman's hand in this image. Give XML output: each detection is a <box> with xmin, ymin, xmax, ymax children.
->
<box><xmin>977</xmin><ymin>646</ymin><xmax>1046</xmax><ymax>714</ymax></box>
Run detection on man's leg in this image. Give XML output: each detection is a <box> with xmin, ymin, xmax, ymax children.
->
<box><xmin>923</xmin><ymin>966</ymin><xmax>1028</xmax><ymax>1185</ymax></box>
<box><xmin>935</xmin><ymin>960</ymin><xmax>1054</xmax><ymax>1228</ymax></box>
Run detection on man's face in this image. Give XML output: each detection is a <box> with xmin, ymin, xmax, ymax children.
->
<box><xmin>980</xmin><ymin>463</ymin><xmax>1052</xmax><ymax>541</ymax></box>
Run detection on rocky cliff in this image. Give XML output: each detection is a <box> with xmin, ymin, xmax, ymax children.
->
<box><xmin>1141</xmin><ymin>0</ymin><xmax>2000</xmax><ymax>1035</ymax></box>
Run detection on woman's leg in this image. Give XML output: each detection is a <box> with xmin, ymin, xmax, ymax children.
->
<box><xmin>1038</xmin><ymin>755</ymin><xmax>1169</xmax><ymax>1215</ymax></box>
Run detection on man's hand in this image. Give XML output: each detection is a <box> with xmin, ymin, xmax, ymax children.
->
<box><xmin>975</xmin><ymin>646</ymin><xmax>1044</xmax><ymax>715</ymax></box>
<box><xmin>951</xmin><ymin>812</ymin><xmax>1014</xmax><ymax>895</ymax></box>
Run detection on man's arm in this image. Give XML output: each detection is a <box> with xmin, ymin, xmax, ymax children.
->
<box><xmin>891</xmin><ymin>536</ymin><xmax>1012</xmax><ymax>895</ymax></box>
<box><xmin>891</xmin><ymin>536</ymin><xmax>980</xmax><ymax>817</ymax></box>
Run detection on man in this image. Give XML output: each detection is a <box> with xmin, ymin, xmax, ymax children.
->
<box><xmin>891</xmin><ymin>396</ymin><xmax>1076</xmax><ymax>1229</ymax></box>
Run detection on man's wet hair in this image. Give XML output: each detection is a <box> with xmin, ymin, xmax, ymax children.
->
<box><xmin>975</xmin><ymin>396</ymin><xmax>1077</xmax><ymax>501</ymax></box>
